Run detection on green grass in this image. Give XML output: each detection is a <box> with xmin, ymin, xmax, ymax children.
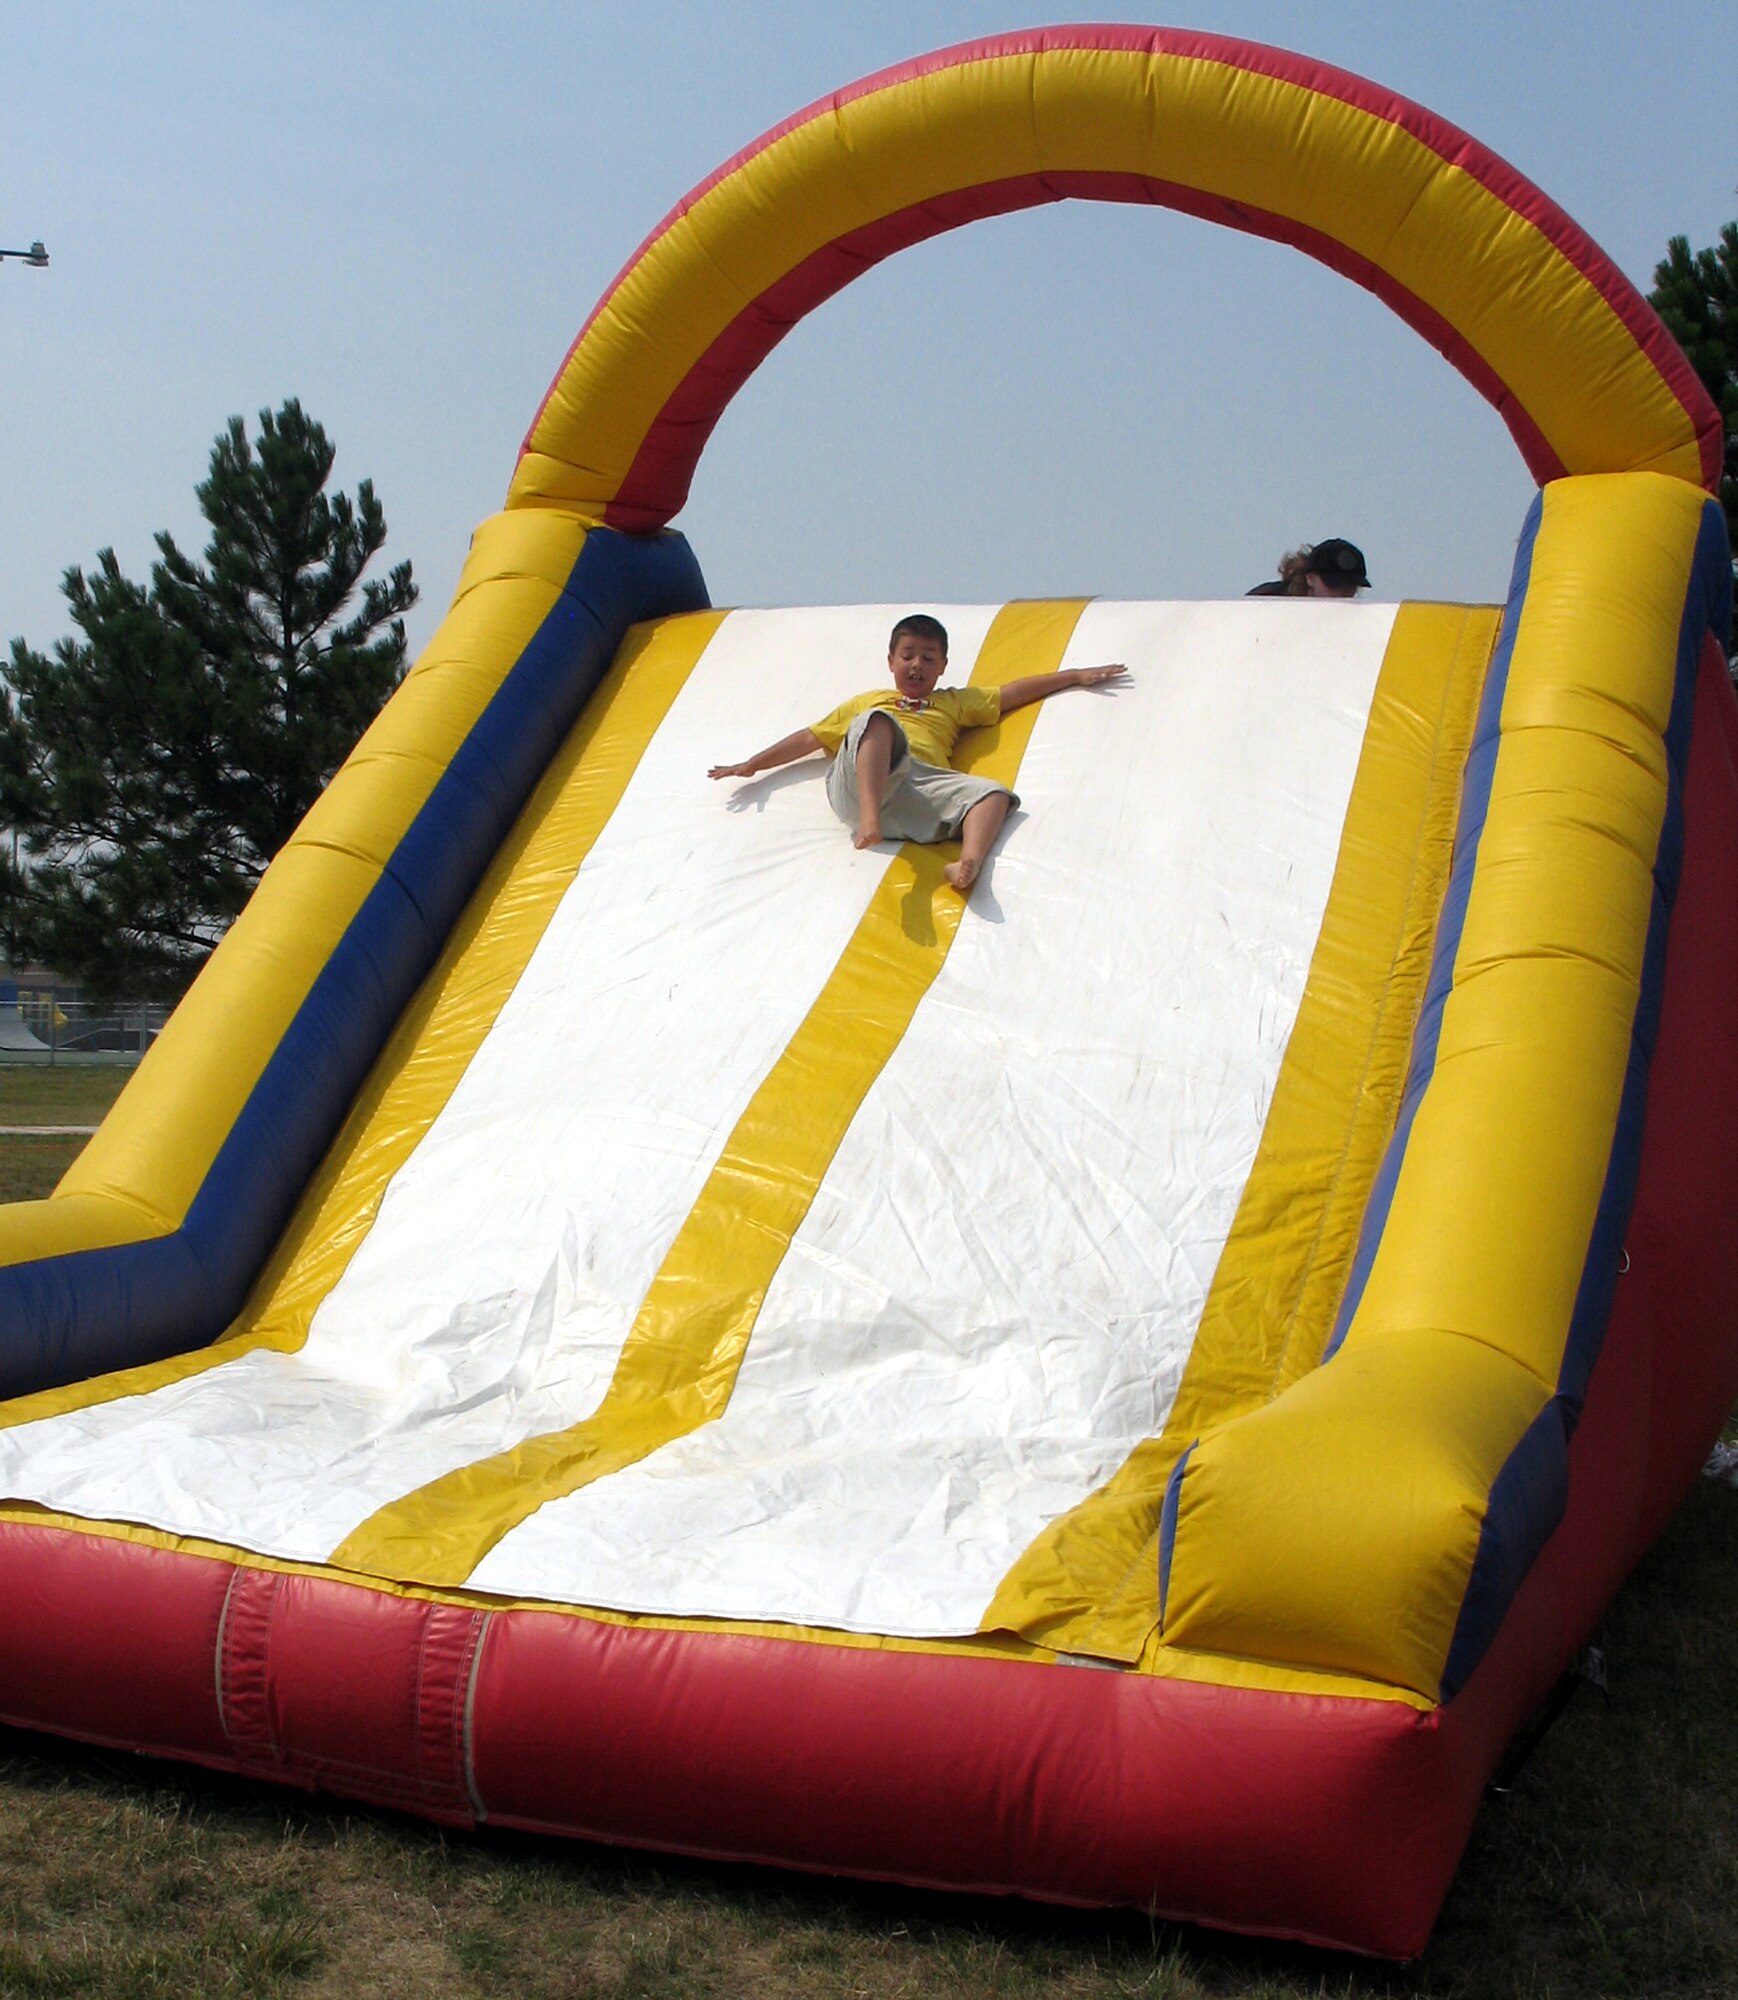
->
<box><xmin>0</xmin><ymin>1065</ymin><xmax>131</xmax><ymax>1129</ymax></box>
<box><xmin>0</xmin><ymin>1073</ymin><xmax>127</xmax><ymax>1203</ymax></box>
<box><xmin>0</xmin><ymin>1138</ymin><xmax>86</xmax><ymax>1204</ymax></box>
<box><xmin>2</xmin><ymin>1124</ymin><xmax>1735</xmax><ymax>1993</ymax></box>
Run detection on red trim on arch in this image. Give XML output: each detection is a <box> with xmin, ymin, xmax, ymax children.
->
<box><xmin>520</xmin><ymin>26</ymin><xmax>1719</xmax><ymax>503</ymax></box>
<box><xmin>599</xmin><ymin>168</ymin><xmax>1566</xmax><ymax>534</ymax></box>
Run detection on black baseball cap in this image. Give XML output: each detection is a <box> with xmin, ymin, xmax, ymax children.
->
<box><xmin>1305</xmin><ymin>538</ymin><xmax>1371</xmax><ymax>589</ymax></box>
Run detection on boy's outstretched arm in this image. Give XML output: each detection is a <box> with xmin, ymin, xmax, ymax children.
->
<box><xmin>995</xmin><ymin>663</ymin><xmax>1127</xmax><ymax>714</ymax></box>
<box><xmin>708</xmin><ymin>727</ymin><xmax>824</xmax><ymax>781</ymax></box>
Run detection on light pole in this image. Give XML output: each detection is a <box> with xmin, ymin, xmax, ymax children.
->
<box><xmin>0</xmin><ymin>241</ymin><xmax>49</xmax><ymax>268</ymax></box>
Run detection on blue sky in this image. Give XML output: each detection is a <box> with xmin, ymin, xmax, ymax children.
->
<box><xmin>3</xmin><ymin>1</ymin><xmax>1733</xmax><ymax>660</ymax></box>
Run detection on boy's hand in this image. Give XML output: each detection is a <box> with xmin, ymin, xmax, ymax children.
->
<box><xmin>708</xmin><ymin>728</ymin><xmax>823</xmax><ymax>783</ymax></box>
<box><xmin>997</xmin><ymin>663</ymin><xmax>1128</xmax><ymax>715</ymax></box>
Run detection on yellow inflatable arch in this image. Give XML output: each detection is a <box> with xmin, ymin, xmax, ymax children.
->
<box><xmin>514</xmin><ymin>25</ymin><xmax>1719</xmax><ymax>529</ymax></box>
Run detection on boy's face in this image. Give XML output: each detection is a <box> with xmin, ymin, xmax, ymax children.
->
<box><xmin>887</xmin><ymin>632</ymin><xmax>947</xmax><ymax>700</ymax></box>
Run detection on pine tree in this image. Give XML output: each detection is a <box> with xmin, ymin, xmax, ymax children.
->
<box><xmin>0</xmin><ymin>401</ymin><xmax>416</xmax><ymax>998</ymax></box>
<box><xmin>1649</xmin><ymin>222</ymin><xmax>1738</xmax><ymax>646</ymax></box>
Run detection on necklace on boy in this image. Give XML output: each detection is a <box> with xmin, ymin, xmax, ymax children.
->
<box><xmin>895</xmin><ymin>694</ymin><xmax>930</xmax><ymax>712</ymax></box>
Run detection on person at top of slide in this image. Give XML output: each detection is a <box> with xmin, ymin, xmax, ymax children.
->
<box><xmin>1246</xmin><ymin>537</ymin><xmax>1371</xmax><ymax>598</ymax></box>
<box><xmin>708</xmin><ymin>613</ymin><xmax>1127</xmax><ymax>894</ymax></box>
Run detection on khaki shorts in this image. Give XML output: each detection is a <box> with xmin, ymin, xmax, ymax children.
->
<box><xmin>825</xmin><ymin>710</ymin><xmax>1017</xmax><ymax>843</ymax></box>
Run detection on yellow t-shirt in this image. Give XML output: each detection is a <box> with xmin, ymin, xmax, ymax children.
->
<box><xmin>810</xmin><ymin>687</ymin><xmax>1001</xmax><ymax>770</ymax></box>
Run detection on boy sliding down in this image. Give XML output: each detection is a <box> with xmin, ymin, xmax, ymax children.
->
<box><xmin>708</xmin><ymin>614</ymin><xmax>1126</xmax><ymax>893</ymax></box>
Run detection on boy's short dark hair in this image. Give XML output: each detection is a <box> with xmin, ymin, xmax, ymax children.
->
<box><xmin>889</xmin><ymin>612</ymin><xmax>948</xmax><ymax>656</ymax></box>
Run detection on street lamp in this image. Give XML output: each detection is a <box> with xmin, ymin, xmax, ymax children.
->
<box><xmin>0</xmin><ymin>241</ymin><xmax>49</xmax><ymax>268</ymax></box>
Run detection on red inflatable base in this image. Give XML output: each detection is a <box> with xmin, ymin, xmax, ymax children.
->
<box><xmin>0</xmin><ymin>1520</ymin><xmax>1468</xmax><ymax>1955</ymax></box>
<box><xmin>2</xmin><ymin>643</ymin><xmax>1735</xmax><ymax>1960</ymax></box>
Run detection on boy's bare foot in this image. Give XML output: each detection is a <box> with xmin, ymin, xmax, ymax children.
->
<box><xmin>854</xmin><ymin>822</ymin><xmax>882</xmax><ymax>849</ymax></box>
<box><xmin>943</xmin><ymin>856</ymin><xmax>980</xmax><ymax>894</ymax></box>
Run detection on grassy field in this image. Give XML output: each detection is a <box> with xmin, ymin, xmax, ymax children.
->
<box><xmin>0</xmin><ymin>1062</ymin><xmax>133</xmax><ymax>1129</ymax></box>
<box><xmin>1</xmin><ymin>1113</ymin><xmax>1735</xmax><ymax>1996</ymax></box>
<box><xmin>0</xmin><ymin>1137</ymin><xmax>86</xmax><ymax>1204</ymax></box>
<box><xmin>0</xmin><ymin>1066</ymin><xmax>129</xmax><ymax>1202</ymax></box>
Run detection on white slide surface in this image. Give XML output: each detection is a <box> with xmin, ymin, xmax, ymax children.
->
<box><xmin>0</xmin><ymin>600</ymin><xmax>1391</xmax><ymax>1636</ymax></box>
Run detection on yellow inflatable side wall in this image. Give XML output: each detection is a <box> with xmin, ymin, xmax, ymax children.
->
<box><xmin>0</xmin><ymin>515</ymin><xmax>709</xmax><ymax>1391</ymax></box>
<box><xmin>1160</xmin><ymin>473</ymin><xmax>1722</xmax><ymax>1699</ymax></box>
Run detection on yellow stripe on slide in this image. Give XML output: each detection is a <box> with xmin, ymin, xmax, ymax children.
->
<box><xmin>331</xmin><ymin>599</ymin><xmax>1090</xmax><ymax>1588</ymax></box>
<box><xmin>0</xmin><ymin>609</ymin><xmax>727</xmax><ymax>1433</ymax></box>
<box><xmin>979</xmin><ymin>602</ymin><xmax>1498</xmax><ymax>1662</ymax></box>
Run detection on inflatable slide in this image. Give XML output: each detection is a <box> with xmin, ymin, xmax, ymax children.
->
<box><xmin>1</xmin><ymin>28</ymin><xmax>1734</xmax><ymax>1958</ymax></box>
